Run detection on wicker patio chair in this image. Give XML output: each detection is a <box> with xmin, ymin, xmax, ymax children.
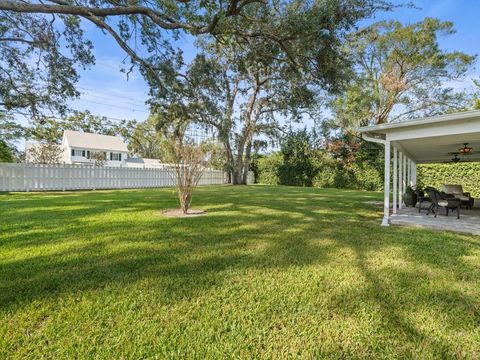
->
<box><xmin>426</xmin><ymin>188</ymin><xmax>461</xmax><ymax>219</ymax></box>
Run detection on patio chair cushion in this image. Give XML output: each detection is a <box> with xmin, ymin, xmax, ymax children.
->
<box><xmin>438</xmin><ymin>200</ymin><xmax>449</xmax><ymax>207</ymax></box>
<box><xmin>443</xmin><ymin>184</ymin><xmax>470</xmax><ymax>201</ymax></box>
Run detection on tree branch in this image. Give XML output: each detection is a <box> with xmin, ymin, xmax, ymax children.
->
<box><xmin>0</xmin><ymin>0</ymin><xmax>265</xmax><ymax>34</ymax></box>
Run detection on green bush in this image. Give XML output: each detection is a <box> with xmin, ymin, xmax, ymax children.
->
<box><xmin>257</xmin><ymin>151</ymin><xmax>384</xmax><ymax>191</ymax></box>
<box><xmin>257</xmin><ymin>147</ymin><xmax>480</xmax><ymax>197</ymax></box>
<box><xmin>257</xmin><ymin>151</ymin><xmax>383</xmax><ymax>191</ymax></box>
<box><xmin>257</xmin><ymin>153</ymin><xmax>283</xmax><ymax>185</ymax></box>
<box><xmin>418</xmin><ymin>163</ymin><xmax>480</xmax><ymax>198</ymax></box>
<box><xmin>349</xmin><ymin>162</ymin><xmax>384</xmax><ymax>191</ymax></box>
<box><xmin>0</xmin><ymin>140</ymin><xmax>14</xmax><ymax>163</ymax></box>
<box><xmin>258</xmin><ymin>152</ymin><xmax>480</xmax><ymax>198</ymax></box>
<box><xmin>278</xmin><ymin>129</ymin><xmax>319</xmax><ymax>187</ymax></box>
<box><xmin>312</xmin><ymin>166</ymin><xmax>337</xmax><ymax>188</ymax></box>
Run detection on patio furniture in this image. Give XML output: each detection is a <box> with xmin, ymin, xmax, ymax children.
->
<box><xmin>418</xmin><ymin>187</ymin><xmax>435</xmax><ymax>214</ymax></box>
<box><xmin>443</xmin><ymin>184</ymin><xmax>474</xmax><ymax>209</ymax></box>
<box><xmin>427</xmin><ymin>188</ymin><xmax>461</xmax><ymax>219</ymax></box>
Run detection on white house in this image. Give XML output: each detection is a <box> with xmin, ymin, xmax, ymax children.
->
<box><xmin>62</xmin><ymin>130</ymin><xmax>129</xmax><ymax>167</ymax></box>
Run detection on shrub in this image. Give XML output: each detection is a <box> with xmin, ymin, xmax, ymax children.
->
<box><xmin>278</xmin><ymin>129</ymin><xmax>318</xmax><ymax>186</ymax></box>
<box><xmin>312</xmin><ymin>166</ymin><xmax>337</xmax><ymax>188</ymax></box>
<box><xmin>0</xmin><ymin>140</ymin><xmax>14</xmax><ymax>162</ymax></box>
<box><xmin>257</xmin><ymin>151</ymin><xmax>384</xmax><ymax>191</ymax></box>
<box><xmin>257</xmin><ymin>153</ymin><xmax>283</xmax><ymax>185</ymax></box>
<box><xmin>349</xmin><ymin>162</ymin><xmax>383</xmax><ymax>191</ymax></box>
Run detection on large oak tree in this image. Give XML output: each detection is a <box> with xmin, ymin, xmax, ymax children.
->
<box><xmin>146</xmin><ymin>1</ymin><xmax>393</xmax><ymax>184</ymax></box>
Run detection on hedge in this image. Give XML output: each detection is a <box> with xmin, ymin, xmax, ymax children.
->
<box><xmin>417</xmin><ymin>163</ymin><xmax>480</xmax><ymax>198</ymax></box>
<box><xmin>256</xmin><ymin>152</ymin><xmax>480</xmax><ymax>197</ymax></box>
<box><xmin>256</xmin><ymin>152</ymin><xmax>384</xmax><ymax>191</ymax></box>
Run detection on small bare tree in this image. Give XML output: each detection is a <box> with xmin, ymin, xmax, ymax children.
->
<box><xmin>27</xmin><ymin>143</ymin><xmax>63</xmax><ymax>164</ymax></box>
<box><xmin>91</xmin><ymin>151</ymin><xmax>106</xmax><ymax>166</ymax></box>
<box><xmin>167</xmin><ymin>138</ymin><xmax>207</xmax><ymax>214</ymax></box>
<box><xmin>156</xmin><ymin>111</ymin><xmax>209</xmax><ymax>214</ymax></box>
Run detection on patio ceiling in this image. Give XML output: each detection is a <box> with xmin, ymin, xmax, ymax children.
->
<box><xmin>396</xmin><ymin>134</ymin><xmax>480</xmax><ymax>164</ymax></box>
<box><xmin>359</xmin><ymin>110</ymin><xmax>480</xmax><ymax>164</ymax></box>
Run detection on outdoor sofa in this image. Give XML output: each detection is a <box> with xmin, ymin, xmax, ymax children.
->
<box><xmin>443</xmin><ymin>184</ymin><xmax>474</xmax><ymax>209</ymax></box>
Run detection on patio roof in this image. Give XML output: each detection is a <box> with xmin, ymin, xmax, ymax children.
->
<box><xmin>358</xmin><ymin>110</ymin><xmax>480</xmax><ymax>164</ymax></box>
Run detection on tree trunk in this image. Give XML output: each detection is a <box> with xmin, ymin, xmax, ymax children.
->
<box><xmin>220</xmin><ymin>76</ymin><xmax>238</xmax><ymax>184</ymax></box>
<box><xmin>232</xmin><ymin>169</ymin><xmax>245</xmax><ymax>185</ymax></box>
<box><xmin>232</xmin><ymin>149</ymin><xmax>246</xmax><ymax>184</ymax></box>
<box><xmin>231</xmin><ymin>74</ymin><xmax>259</xmax><ymax>185</ymax></box>
<box><xmin>224</xmin><ymin>135</ymin><xmax>234</xmax><ymax>184</ymax></box>
<box><xmin>242</xmin><ymin>138</ymin><xmax>252</xmax><ymax>184</ymax></box>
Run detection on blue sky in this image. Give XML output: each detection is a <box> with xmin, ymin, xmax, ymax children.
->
<box><xmin>52</xmin><ymin>0</ymin><xmax>480</xmax><ymax>128</ymax></box>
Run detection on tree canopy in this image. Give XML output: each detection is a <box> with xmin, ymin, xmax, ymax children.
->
<box><xmin>1</xmin><ymin>0</ymin><xmax>392</xmax><ymax>120</ymax></box>
<box><xmin>330</xmin><ymin>18</ymin><xmax>476</xmax><ymax>130</ymax></box>
<box><xmin>0</xmin><ymin>111</ymin><xmax>24</xmax><ymax>161</ymax></box>
<box><xmin>0</xmin><ymin>11</ymin><xmax>94</xmax><ymax>118</ymax></box>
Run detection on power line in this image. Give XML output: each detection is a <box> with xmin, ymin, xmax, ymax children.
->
<box><xmin>81</xmin><ymin>91</ymin><xmax>146</xmax><ymax>106</ymax></box>
<box><xmin>78</xmin><ymin>86</ymin><xmax>148</xmax><ymax>103</ymax></box>
<box><xmin>76</xmin><ymin>99</ymin><xmax>149</xmax><ymax>113</ymax></box>
<box><xmin>80</xmin><ymin>91</ymin><xmax>148</xmax><ymax>109</ymax></box>
<box><xmin>7</xmin><ymin>110</ymin><xmax>138</xmax><ymax>124</ymax></box>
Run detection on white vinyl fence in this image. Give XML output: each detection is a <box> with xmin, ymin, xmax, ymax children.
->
<box><xmin>0</xmin><ymin>163</ymin><xmax>227</xmax><ymax>192</ymax></box>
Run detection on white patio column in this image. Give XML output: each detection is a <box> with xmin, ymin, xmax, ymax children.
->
<box><xmin>406</xmin><ymin>158</ymin><xmax>410</xmax><ymax>188</ymax></box>
<box><xmin>382</xmin><ymin>140</ymin><xmax>391</xmax><ymax>226</ymax></box>
<box><xmin>398</xmin><ymin>152</ymin><xmax>403</xmax><ymax>210</ymax></box>
<box><xmin>411</xmin><ymin>161</ymin><xmax>417</xmax><ymax>186</ymax></box>
<box><xmin>392</xmin><ymin>146</ymin><xmax>398</xmax><ymax>214</ymax></box>
<box><xmin>402</xmin><ymin>154</ymin><xmax>407</xmax><ymax>204</ymax></box>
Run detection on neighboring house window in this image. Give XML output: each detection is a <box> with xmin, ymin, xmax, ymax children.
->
<box><xmin>86</xmin><ymin>151</ymin><xmax>91</xmax><ymax>159</ymax></box>
<box><xmin>110</xmin><ymin>153</ymin><xmax>122</xmax><ymax>161</ymax></box>
<box><xmin>71</xmin><ymin>149</ymin><xmax>84</xmax><ymax>157</ymax></box>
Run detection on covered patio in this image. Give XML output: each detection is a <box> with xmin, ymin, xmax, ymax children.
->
<box><xmin>359</xmin><ymin>110</ymin><xmax>480</xmax><ymax>234</ymax></box>
<box><xmin>389</xmin><ymin>205</ymin><xmax>480</xmax><ymax>235</ymax></box>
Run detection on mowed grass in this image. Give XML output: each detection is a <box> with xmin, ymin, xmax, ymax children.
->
<box><xmin>1</xmin><ymin>185</ymin><xmax>480</xmax><ymax>359</ymax></box>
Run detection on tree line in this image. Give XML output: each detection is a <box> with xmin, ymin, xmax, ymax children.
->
<box><xmin>1</xmin><ymin>1</ymin><xmax>479</xmax><ymax>186</ymax></box>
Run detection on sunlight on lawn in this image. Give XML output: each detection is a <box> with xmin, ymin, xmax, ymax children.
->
<box><xmin>1</xmin><ymin>186</ymin><xmax>479</xmax><ymax>358</ymax></box>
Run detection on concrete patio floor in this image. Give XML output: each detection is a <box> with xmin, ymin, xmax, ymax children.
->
<box><xmin>390</xmin><ymin>205</ymin><xmax>480</xmax><ymax>236</ymax></box>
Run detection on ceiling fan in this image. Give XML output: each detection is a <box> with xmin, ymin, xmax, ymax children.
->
<box><xmin>443</xmin><ymin>154</ymin><xmax>462</xmax><ymax>163</ymax></box>
<box><xmin>459</xmin><ymin>143</ymin><xmax>473</xmax><ymax>155</ymax></box>
<box><xmin>447</xmin><ymin>143</ymin><xmax>480</xmax><ymax>158</ymax></box>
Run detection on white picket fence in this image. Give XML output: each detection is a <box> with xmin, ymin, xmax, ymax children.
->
<box><xmin>0</xmin><ymin>163</ymin><xmax>227</xmax><ymax>192</ymax></box>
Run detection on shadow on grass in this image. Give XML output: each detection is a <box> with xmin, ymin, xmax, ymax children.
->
<box><xmin>1</xmin><ymin>185</ymin><xmax>480</xmax><ymax>355</ymax></box>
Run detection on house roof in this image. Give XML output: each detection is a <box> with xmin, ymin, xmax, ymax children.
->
<box><xmin>358</xmin><ymin>110</ymin><xmax>480</xmax><ymax>134</ymax></box>
<box><xmin>63</xmin><ymin>130</ymin><xmax>128</xmax><ymax>152</ymax></box>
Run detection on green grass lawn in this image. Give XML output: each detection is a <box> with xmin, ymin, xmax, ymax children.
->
<box><xmin>1</xmin><ymin>185</ymin><xmax>480</xmax><ymax>359</ymax></box>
